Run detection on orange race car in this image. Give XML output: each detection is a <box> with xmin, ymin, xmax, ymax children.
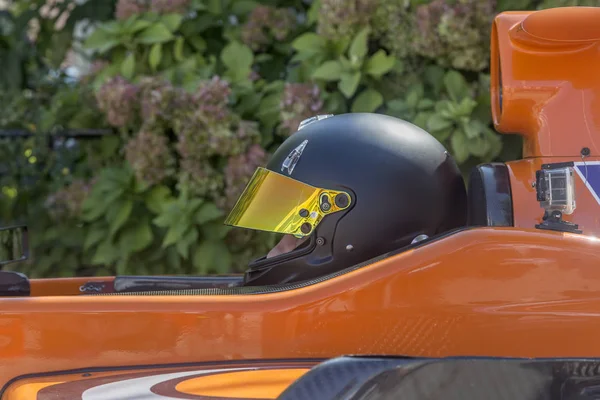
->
<box><xmin>0</xmin><ymin>5</ymin><xmax>599</xmax><ymax>400</ymax></box>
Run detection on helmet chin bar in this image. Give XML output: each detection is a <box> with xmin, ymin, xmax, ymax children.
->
<box><xmin>243</xmin><ymin>188</ymin><xmax>355</xmax><ymax>286</ymax></box>
<box><xmin>246</xmin><ymin>233</ymin><xmax>317</xmax><ymax>273</ymax></box>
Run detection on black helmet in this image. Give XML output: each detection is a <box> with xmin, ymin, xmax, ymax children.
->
<box><xmin>225</xmin><ymin>113</ymin><xmax>467</xmax><ymax>286</ymax></box>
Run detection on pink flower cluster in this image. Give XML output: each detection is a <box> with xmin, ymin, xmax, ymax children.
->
<box><xmin>279</xmin><ymin>83</ymin><xmax>324</xmax><ymax>136</ymax></box>
<box><xmin>115</xmin><ymin>0</ymin><xmax>191</xmax><ymax>20</ymax></box>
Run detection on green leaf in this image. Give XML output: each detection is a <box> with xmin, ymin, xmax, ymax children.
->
<box><xmin>311</xmin><ymin>61</ymin><xmax>342</xmax><ymax>81</ymax></box>
<box><xmin>206</xmin><ymin>0</ymin><xmax>221</xmax><ymax>13</ymax></box>
<box><xmin>119</xmin><ymin>219</ymin><xmax>154</xmax><ymax>254</ymax></box>
<box><xmin>405</xmin><ymin>84</ymin><xmax>424</xmax><ymax>109</ymax></box>
<box><xmin>455</xmin><ymin>97</ymin><xmax>477</xmax><ymax>117</ymax></box>
<box><xmin>424</xmin><ymin>65</ymin><xmax>445</xmax><ymax>95</ymax></box>
<box><xmin>221</xmin><ymin>41</ymin><xmax>254</xmax><ymax>71</ymax></box>
<box><xmin>195</xmin><ymin>203</ymin><xmax>224</xmax><ymax>224</ymax></box>
<box><xmin>324</xmin><ymin>91</ymin><xmax>347</xmax><ymax>114</ymax></box>
<box><xmin>145</xmin><ymin>185</ymin><xmax>173</xmax><ymax>214</ymax></box>
<box><xmin>191</xmin><ymin>0</ymin><xmax>207</xmax><ymax>10</ymax></box>
<box><xmin>444</xmin><ymin>70</ymin><xmax>470</xmax><ymax>103</ymax></box>
<box><xmin>338</xmin><ymin>72</ymin><xmax>361</xmax><ymax>98</ymax></box>
<box><xmin>162</xmin><ymin>224</ymin><xmax>189</xmax><ymax>248</ymax></box>
<box><xmin>161</xmin><ymin>13</ymin><xmax>183</xmax><ymax>32</ymax></box>
<box><xmin>176</xmin><ymin>227</ymin><xmax>198</xmax><ymax>259</ymax></box>
<box><xmin>174</xmin><ymin>36</ymin><xmax>184</xmax><ymax>61</ymax></box>
<box><xmin>231</xmin><ymin>0</ymin><xmax>259</xmax><ymax>15</ymax></box>
<box><xmin>417</xmin><ymin>99</ymin><xmax>435</xmax><ymax>110</ymax></box>
<box><xmin>306</xmin><ymin>0</ymin><xmax>320</xmax><ymax>23</ymax></box>
<box><xmin>81</xmin><ymin>191</ymin><xmax>119</xmax><ymax>222</ymax></box>
<box><xmin>83</xmin><ymin>27</ymin><xmax>118</xmax><ymax>53</ymax></box>
<box><xmin>149</xmin><ymin>43</ymin><xmax>162</xmax><ymax>71</ymax></box>
<box><xmin>497</xmin><ymin>0</ymin><xmax>533</xmax><ymax>11</ymax></box>
<box><xmin>137</xmin><ymin>23</ymin><xmax>174</xmax><ymax>44</ymax></box>
<box><xmin>450</xmin><ymin>130</ymin><xmax>470</xmax><ymax>163</ymax></box>
<box><xmin>192</xmin><ymin>240</ymin><xmax>231</xmax><ymax>274</ymax></box>
<box><xmin>432</xmin><ymin>127</ymin><xmax>453</xmax><ymax>142</ymax></box>
<box><xmin>202</xmin><ymin>222</ymin><xmax>232</xmax><ymax>240</ymax></box>
<box><xmin>109</xmin><ymin>199</ymin><xmax>133</xmax><ymax>236</ymax></box>
<box><xmin>427</xmin><ymin>114</ymin><xmax>453</xmax><ymax>133</ymax></box>
<box><xmin>364</xmin><ymin>50</ymin><xmax>395</xmax><ymax>78</ymax></box>
<box><xmin>91</xmin><ymin>237</ymin><xmax>118</xmax><ymax>265</ymax></box>
<box><xmin>130</xmin><ymin>19</ymin><xmax>152</xmax><ymax>33</ymax></box>
<box><xmin>351</xmin><ymin>88</ymin><xmax>383</xmax><ymax>113</ymax></box>
<box><xmin>188</xmin><ymin>36</ymin><xmax>206</xmax><ymax>52</ymax></box>
<box><xmin>467</xmin><ymin>136</ymin><xmax>492</xmax><ymax>158</ymax></box>
<box><xmin>349</xmin><ymin>26</ymin><xmax>370</xmax><ymax>61</ymax></box>
<box><xmin>464</xmin><ymin>120</ymin><xmax>482</xmax><ymax>139</ymax></box>
<box><xmin>120</xmin><ymin>52</ymin><xmax>135</xmax><ymax>79</ymax></box>
<box><xmin>291</xmin><ymin>33</ymin><xmax>325</xmax><ymax>52</ymax></box>
<box><xmin>116</xmin><ymin>256</ymin><xmax>129</xmax><ymax>276</ymax></box>
<box><xmin>387</xmin><ymin>99</ymin><xmax>407</xmax><ymax>112</ymax></box>
<box><xmin>84</xmin><ymin>228</ymin><xmax>106</xmax><ymax>251</ymax></box>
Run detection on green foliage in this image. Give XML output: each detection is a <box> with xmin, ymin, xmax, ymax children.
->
<box><xmin>7</xmin><ymin>0</ymin><xmax>591</xmax><ymax>278</ymax></box>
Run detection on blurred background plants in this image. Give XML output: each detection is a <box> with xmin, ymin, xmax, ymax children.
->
<box><xmin>0</xmin><ymin>0</ymin><xmax>596</xmax><ymax>277</ymax></box>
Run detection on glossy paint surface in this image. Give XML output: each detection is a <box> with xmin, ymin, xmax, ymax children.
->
<box><xmin>491</xmin><ymin>8</ymin><xmax>600</xmax><ymax>158</ymax></box>
<box><xmin>1</xmin><ymin>227</ymin><xmax>600</xmax><ymax>397</ymax></box>
<box><xmin>3</xmin><ymin>361</ymin><xmax>316</xmax><ymax>400</ymax></box>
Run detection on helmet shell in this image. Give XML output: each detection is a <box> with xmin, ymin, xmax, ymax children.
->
<box><xmin>244</xmin><ymin>113</ymin><xmax>467</xmax><ymax>285</ymax></box>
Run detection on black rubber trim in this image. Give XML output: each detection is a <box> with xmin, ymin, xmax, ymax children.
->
<box><xmin>91</xmin><ymin>227</ymin><xmax>476</xmax><ymax>296</ymax></box>
<box><xmin>467</xmin><ymin>163</ymin><xmax>514</xmax><ymax>227</ymax></box>
<box><xmin>113</xmin><ymin>275</ymin><xmax>244</xmax><ymax>293</ymax></box>
<box><xmin>0</xmin><ymin>358</ymin><xmax>326</xmax><ymax>398</ymax></box>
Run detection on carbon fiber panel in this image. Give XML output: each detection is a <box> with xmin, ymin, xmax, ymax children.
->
<box><xmin>276</xmin><ymin>356</ymin><xmax>600</xmax><ymax>400</ymax></box>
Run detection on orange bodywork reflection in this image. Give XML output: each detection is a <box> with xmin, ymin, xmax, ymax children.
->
<box><xmin>1</xmin><ymin>227</ymin><xmax>600</xmax><ymax>396</ymax></box>
<box><xmin>175</xmin><ymin>369</ymin><xmax>309</xmax><ymax>398</ymax></box>
<box><xmin>491</xmin><ymin>7</ymin><xmax>600</xmax><ymax>158</ymax></box>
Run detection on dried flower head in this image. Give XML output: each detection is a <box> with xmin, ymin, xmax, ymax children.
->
<box><xmin>45</xmin><ymin>179</ymin><xmax>96</xmax><ymax>221</ymax></box>
<box><xmin>241</xmin><ymin>5</ymin><xmax>296</xmax><ymax>51</ymax></box>
<box><xmin>115</xmin><ymin>0</ymin><xmax>149</xmax><ymax>20</ymax></box>
<box><xmin>220</xmin><ymin>144</ymin><xmax>268</xmax><ymax>210</ymax></box>
<box><xmin>150</xmin><ymin>0</ymin><xmax>191</xmax><ymax>14</ymax></box>
<box><xmin>125</xmin><ymin>128</ymin><xmax>175</xmax><ymax>186</ymax></box>
<box><xmin>178</xmin><ymin>158</ymin><xmax>224</xmax><ymax>199</ymax></box>
<box><xmin>192</xmin><ymin>76</ymin><xmax>232</xmax><ymax>123</ymax></box>
<box><xmin>371</xmin><ymin>0</ymin><xmax>414</xmax><ymax>59</ymax></box>
<box><xmin>138</xmin><ymin>76</ymin><xmax>177</xmax><ymax>125</ymax></box>
<box><xmin>317</xmin><ymin>0</ymin><xmax>376</xmax><ymax>41</ymax></box>
<box><xmin>412</xmin><ymin>0</ymin><xmax>496</xmax><ymax>71</ymax></box>
<box><xmin>95</xmin><ymin>76</ymin><xmax>140</xmax><ymax>128</ymax></box>
<box><xmin>173</xmin><ymin>76</ymin><xmax>259</xmax><ymax>158</ymax></box>
<box><xmin>279</xmin><ymin>83</ymin><xmax>324</xmax><ymax>136</ymax></box>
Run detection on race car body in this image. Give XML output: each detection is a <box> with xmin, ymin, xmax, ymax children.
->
<box><xmin>0</xmin><ymin>5</ymin><xmax>599</xmax><ymax>400</ymax></box>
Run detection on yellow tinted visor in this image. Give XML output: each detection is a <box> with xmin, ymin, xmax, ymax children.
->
<box><xmin>224</xmin><ymin>167</ymin><xmax>351</xmax><ymax>237</ymax></box>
